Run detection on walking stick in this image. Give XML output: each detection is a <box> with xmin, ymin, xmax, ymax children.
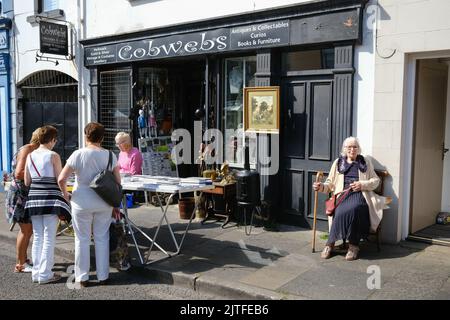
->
<box><xmin>312</xmin><ymin>171</ymin><xmax>324</xmax><ymax>253</ymax></box>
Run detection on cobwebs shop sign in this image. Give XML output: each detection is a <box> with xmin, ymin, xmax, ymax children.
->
<box><xmin>39</xmin><ymin>21</ymin><xmax>68</xmax><ymax>56</ymax></box>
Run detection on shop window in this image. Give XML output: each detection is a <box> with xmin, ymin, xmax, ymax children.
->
<box><xmin>136</xmin><ymin>68</ymin><xmax>173</xmax><ymax>138</ymax></box>
<box><xmin>223</xmin><ymin>56</ymin><xmax>256</xmax><ymax>167</ymax></box>
<box><xmin>38</xmin><ymin>0</ymin><xmax>59</xmax><ymax>13</ymax></box>
<box><xmin>282</xmin><ymin>48</ymin><xmax>334</xmax><ymax>72</ymax></box>
<box><xmin>99</xmin><ymin>70</ymin><xmax>133</xmax><ymax>153</ymax></box>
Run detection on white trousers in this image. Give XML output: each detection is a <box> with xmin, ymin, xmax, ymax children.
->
<box><xmin>72</xmin><ymin>207</ymin><xmax>111</xmax><ymax>282</ymax></box>
<box><xmin>31</xmin><ymin>214</ymin><xmax>59</xmax><ymax>283</ymax></box>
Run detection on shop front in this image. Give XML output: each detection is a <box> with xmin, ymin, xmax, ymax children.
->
<box><xmin>81</xmin><ymin>0</ymin><xmax>368</xmax><ymax>228</ymax></box>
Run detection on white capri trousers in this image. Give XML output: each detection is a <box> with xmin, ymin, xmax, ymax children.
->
<box><xmin>31</xmin><ymin>214</ymin><xmax>59</xmax><ymax>283</ymax></box>
<box><xmin>71</xmin><ymin>207</ymin><xmax>112</xmax><ymax>282</ymax></box>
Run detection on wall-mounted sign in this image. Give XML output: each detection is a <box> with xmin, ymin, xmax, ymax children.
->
<box><xmin>0</xmin><ymin>53</ymin><xmax>9</xmax><ymax>74</ymax></box>
<box><xmin>84</xmin><ymin>20</ymin><xmax>289</xmax><ymax>67</ymax></box>
<box><xmin>85</xmin><ymin>28</ymin><xmax>228</xmax><ymax>66</ymax></box>
<box><xmin>229</xmin><ymin>20</ymin><xmax>289</xmax><ymax>50</ymax></box>
<box><xmin>39</xmin><ymin>21</ymin><xmax>68</xmax><ymax>56</ymax></box>
<box><xmin>84</xmin><ymin>8</ymin><xmax>360</xmax><ymax>67</ymax></box>
<box><xmin>0</xmin><ymin>30</ymin><xmax>8</xmax><ymax>50</ymax></box>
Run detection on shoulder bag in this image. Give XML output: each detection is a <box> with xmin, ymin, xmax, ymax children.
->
<box><xmin>325</xmin><ymin>188</ymin><xmax>352</xmax><ymax>216</ymax></box>
<box><xmin>90</xmin><ymin>151</ymin><xmax>123</xmax><ymax>207</ymax></box>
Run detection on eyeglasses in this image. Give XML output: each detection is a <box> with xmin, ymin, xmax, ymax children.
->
<box><xmin>345</xmin><ymin>146</ymin><xmax>358</xmax><ymax>149</ymax></box>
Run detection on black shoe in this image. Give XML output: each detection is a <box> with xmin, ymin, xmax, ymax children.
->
<box><xmin>79</xmin><ymin>280</ymin><xmax>90</xmax><ymax>288</ymax></box>
<box><xmin>98</xmin><ymin>279</ymin><xmax>109</xmax><ymax>285</ymax></box>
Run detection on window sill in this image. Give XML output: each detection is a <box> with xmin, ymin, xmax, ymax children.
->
<box><xmin>27</xmin><ymin>9</ymin><xmax>65</xmax><ymax>25</ymax></box>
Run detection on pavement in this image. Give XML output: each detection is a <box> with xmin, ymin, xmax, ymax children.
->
<box><xmin>1</xmin><ymin>192</ymin><xmax>450</xmax><ymax>300</ymax></box>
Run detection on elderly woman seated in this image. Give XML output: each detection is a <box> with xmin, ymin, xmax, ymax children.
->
<box><xmin>313</xmin><ymin>137</ymin><xmax>388</xmax><ymax>261</ymax></box>
<box><xmin>115</xmin><ymin>132</ymin><xmax>143</xmax><ymax>175</ymax></box>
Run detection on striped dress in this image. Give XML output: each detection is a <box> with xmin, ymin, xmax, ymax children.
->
<box><xmin>24</xmin><ymin>149</ymin><xmax>71</xmax><ymax>218</ymax></box>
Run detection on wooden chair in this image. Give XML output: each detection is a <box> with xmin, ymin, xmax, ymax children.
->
<box><xmin>371</xmin><ymin>169</ymin><xmax>391</xmax><ymax>251</ymax></box>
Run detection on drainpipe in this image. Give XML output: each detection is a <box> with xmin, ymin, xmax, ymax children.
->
<box><xmin>4</xmin><ymin>1</ymin><xmax>13</xmax><ymax>172</ymax></box>
<box><xmin>77</xmin><ymin>0</ymin><xmax>86</xmax><ymax>147</ymax></box>
<box><xmin>6</xmin><ymin>49</ymin><xmax>11</xmax><ymax>172</ymax></box>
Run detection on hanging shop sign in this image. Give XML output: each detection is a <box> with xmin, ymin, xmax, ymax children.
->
<box><xmin>39</xmin><ymin>21</ymin><xmax>68</xmax><ymax>56</ymax></box>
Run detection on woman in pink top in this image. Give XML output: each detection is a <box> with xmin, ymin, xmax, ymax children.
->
<box><xmin>115</xmin><ymin>132</ymin><xmax>143</xmax><ymax>175</ymax></box>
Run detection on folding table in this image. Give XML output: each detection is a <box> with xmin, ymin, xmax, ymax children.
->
<box><xmin>121</xmin><ymin>176</ymin><xmax>214</xmax><ymax>265</ymax></box>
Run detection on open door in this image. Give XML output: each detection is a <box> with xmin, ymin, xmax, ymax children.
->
<box><xmin>411</xmin><ymin>59</ymin><xmax>448</xmax><ymax>233</ymax></box>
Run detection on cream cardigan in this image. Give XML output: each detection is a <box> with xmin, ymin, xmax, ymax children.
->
<box><xmin>321</xmin><ymin>156</ymin><xmax>387</xmax><ymax>233</ymax></box>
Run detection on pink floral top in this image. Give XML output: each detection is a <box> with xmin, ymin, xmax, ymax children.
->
<box><xmin>117</xmin><ymin>147</ymin><xmax>143</xmax><ymax>175</ymax></box>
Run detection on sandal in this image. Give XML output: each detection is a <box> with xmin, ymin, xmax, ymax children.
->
<box><xmin>14</xmin><ymin>263</ymin><xmax>33</xmax><ymax>273</ymax></box>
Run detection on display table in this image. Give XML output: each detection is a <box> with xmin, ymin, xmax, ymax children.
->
<box><xmin>121</xmin><ymin>175</ymin><xmax>214</xmax><ymax>265</ymax></box>
<box><xmin>201</xmin><ymin>182</ymin><xmax>236</xmax><ymax>228</ymax></box>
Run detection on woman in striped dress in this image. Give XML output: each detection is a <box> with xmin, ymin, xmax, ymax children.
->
<box><xmin>24</xmin><ymin>125</ymin><xmax>71</xmax><ymax>284</ymax></box>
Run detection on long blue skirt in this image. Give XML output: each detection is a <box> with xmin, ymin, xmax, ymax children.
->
<box><xmin>328</xmin><ymin>191</ymin><xmax>370</xmax><ymax>245</ymax></box>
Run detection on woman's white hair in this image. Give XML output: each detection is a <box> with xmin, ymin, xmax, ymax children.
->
<box><xmin>115</xmin><ymin>131</ymin><xmax>132</xmax><ymax>146</ymax></box>
<box><xmin>340</xmin><ymin>136</ymin><xmax>362</xmax><ymax>156</ymax></box>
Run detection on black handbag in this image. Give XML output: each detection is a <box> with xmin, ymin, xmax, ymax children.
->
<box><xmin>89</xmin><ymin>151</ymin><xmax>123</xmax><ymax>207</ymax></box>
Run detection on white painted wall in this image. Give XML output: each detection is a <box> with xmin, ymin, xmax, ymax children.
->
<box><xmin>354</xmin><ymin>0</ymin><xmax>376</xmax><ymax>156</ymax></box>
<box><xmin>83</xmin><ymin>0</ymin><xmax>318</xmax><ymax>39</ymax></box>
<box><xmin>374</xmin><ymin>0</ymin><xmax>450</xmax><ymax>242</ymax></box>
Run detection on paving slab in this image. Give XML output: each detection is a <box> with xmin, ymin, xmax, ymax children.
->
<box><xmin>279</xmin><ymin>264</ymin><xmax>375</xmax><ymax>300</ymax></box>
<box><xmin>240</xmin><ymin>253</ymin><xmax>317</xmax><ymax>291</ymax></box>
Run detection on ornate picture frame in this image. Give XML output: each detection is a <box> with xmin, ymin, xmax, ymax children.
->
<box><xmin>244</xmin><ymin>86</ymin><xmax>280</xmax><ymax>133</ymax></box>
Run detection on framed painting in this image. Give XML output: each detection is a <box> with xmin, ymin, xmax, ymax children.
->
<box><xmin>244</xmin><ymin>86</ymin><xmax>280</xmax><ymax>133</ymax></box>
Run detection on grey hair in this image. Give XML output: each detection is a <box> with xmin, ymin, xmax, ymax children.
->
<box><xmin>340</xmin><ymin>136</ymin><xmax>362</xmax><ymax>156</ymax></box>
<box><xmin>115</xmin><ymin>131</ymin><xmax>132</xmax><ymax>146</ymax></box>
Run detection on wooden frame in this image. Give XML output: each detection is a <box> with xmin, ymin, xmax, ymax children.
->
<box><xmin>244</xmin><ymin>86</ymin><xmax>280</xmax><ymax>133</ymax></box>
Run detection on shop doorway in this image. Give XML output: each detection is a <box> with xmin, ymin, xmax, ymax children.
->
<box><xmin>409</xmin><ymin>58</ymin><xmax>450</xmax><ymax>244</ymax></box>
<box><xmin>280</xmin><ymin>75</ymin><xmax>335</xmax><ymax>228</ymax></box>
<box><xmin>19</xmin><ymin>71</ymin><xmax>78</xmax><ymax>164</ymax></box>
<box><xmin>278</xmin><ymin>48</ymin><xmax>341</xmax><ymax>229</ymax></box>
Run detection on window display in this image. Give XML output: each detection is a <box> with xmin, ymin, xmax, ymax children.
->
<box><xmin>136</xmin><ymin>68</ymin><xmax>172</xmax><ymax>137</ymax></box>
<box><xmin>224</xmin><ymin>56</ymin><xmax>256</xmax><ymax>167</ymax></box>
